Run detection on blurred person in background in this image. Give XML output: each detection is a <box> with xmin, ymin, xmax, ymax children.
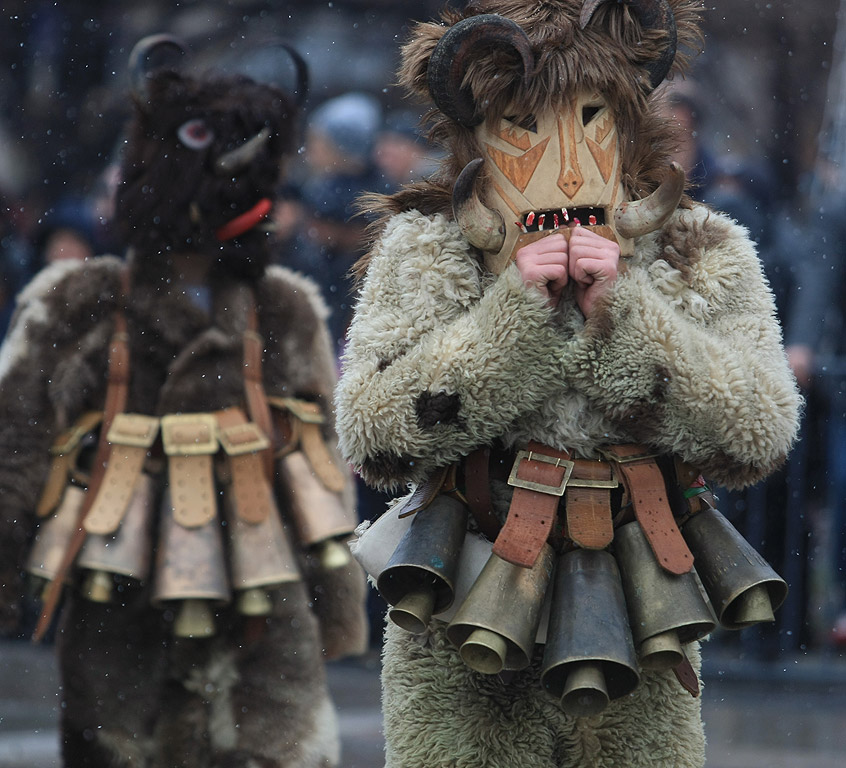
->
<box><xmin>276</xmin><ymin>91</ymin><xmax>383</xmax><ymax>357</ymax></box>
<box><xmin>662</xmin><ymin>78</ymin><xmax>816</xmax><ymax>657</ymax></box>
<box><xmin>373</xmin><ymin>109</ymin><xmax>440</xmax><ymax>192</ymax></box>
<box><xmin>0</xmin><ymin>190</ymin><xmax>34</xmax><ymax>340</ymax></box>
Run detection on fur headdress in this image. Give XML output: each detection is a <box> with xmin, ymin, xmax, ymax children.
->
<box><xmin>359</xmin><ymin>0</ymin><xmax>703</xmax><ymax>249</ymax></box>
<box><xmin>115</xmin><ymin>36</ymin><xmax>307</xmax><ymax>281</ymax></box>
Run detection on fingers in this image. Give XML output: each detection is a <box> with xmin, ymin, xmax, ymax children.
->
<box><xmin>567</xmin><ymin>227</ymin><xmax>619</xmax><ymax>285</ymax></box>
<box><xmin>514</xmin><ymin>234</ymin><xmax>569</xmax><ymax>306</ymax></box>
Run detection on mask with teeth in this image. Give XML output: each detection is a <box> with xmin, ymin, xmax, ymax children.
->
<box><xmin>474</xmin><ymin>90</ymin><xmax>633</xmax><ymax>274</ymax></box>
<box><xmin>424</xmin><ymin>3</ymin><xmax>693</xmax><ymax>276</ymax></box>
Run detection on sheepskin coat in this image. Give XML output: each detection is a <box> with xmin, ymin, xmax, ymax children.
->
<box><xmin>0</xmin><ymin>255</ymin><xmax>366</xmax><ymax>768</ymax></box>
<box><xmin>335</xmin><ymin>205</ymin><xmax>801</xmax><ymax>768</ymax></box>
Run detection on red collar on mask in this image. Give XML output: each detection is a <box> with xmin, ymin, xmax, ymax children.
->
<box><xmin>215</xmin><ymin>198</ymin><xmax>273</xmax><ymax>241</ymax></box>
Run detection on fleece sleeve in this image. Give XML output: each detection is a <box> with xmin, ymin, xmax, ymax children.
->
<box><xmin>334</xmin><ymin>211</ymin><xmax>570</xmax><ymax>491</ymax></box>
<box><xmin>565</xmin><ymin>207</ymin><xmax>802</xmax><ymax>489</ymax></box>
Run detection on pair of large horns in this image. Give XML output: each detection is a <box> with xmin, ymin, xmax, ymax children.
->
<box><xmin>129</xmin><ymin>35</ymin><xmax>309</xmax><ymax>108</ymax></box>
<box><xmin>428</xmin><ymin>2</ymin><xmax>677</xmax><ymax>126</ymax></box>
<box><xmin>580</xmin><ymin>0</ymin><xmax>678</xmax><ymax>91</ymax></box>
<box><xmin>452</xmin><ymin>159</ymin><xmax>685</xmax><ymax>252</ymax></box>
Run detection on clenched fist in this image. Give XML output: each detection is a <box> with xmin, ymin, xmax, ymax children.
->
<box><xmin>514</xmin><ymin>227</ymin><xmax>620</xmax><ymax>317</ymax></box>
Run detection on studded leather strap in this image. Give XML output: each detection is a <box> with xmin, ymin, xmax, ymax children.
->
<box><xmin>492</xmin><ymin>441</ymin><xmax>572</xmax><ymax>568</ymax></box>
<box><xmin>603</xmin><ymin>444</ymin><xmax>693</xmax><ymax>575</ymax></box>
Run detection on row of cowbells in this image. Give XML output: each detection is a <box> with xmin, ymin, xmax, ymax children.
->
<box><xmin>26</xmin><ymin>455</ymin><xmax>353</xmax><ymax>638</ymax></box>
<box><xmin>376</xmin><ymin>494</ymin><xmax>787</xmax><ymax>717</ymax></box>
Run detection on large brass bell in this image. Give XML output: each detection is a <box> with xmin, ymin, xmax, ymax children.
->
<box><xmin>78</xmin><ymin>474</ymin><xmax>155</xmax><ymax>603</ymax></box>
<box><xmin>681</xmin><ymin>507</ymin><xmax>788</xmax><ymax>629</ymax></box>
<box><xmin>279</xmin><ymin>450</ymin><xmax>357</xmax><ymax>568</ymax></box>
<box><xmin>26</xmin><ymin>485</ymin><xmax>86</xmax><ymax>592</ymax></box>
<box><xmin>152</xmin><ymin>490</ymin><xmax>231</xmax><ymax>637</ymax></box>
<box><xmin>446</xmin><ymin>543</ymin><xmax>554</xmax><ymax>675</ymax></box>
<box><xmin>614</xmin><ymin>521</ymin><xmax>717</xmax><ymax>670</ymax></box>
<box><xmin>224</xmin><ymin>488</ymin><xmax>301</xmax><ymax>617</ymax></box>
<box><xmin>378</xmin><ymin>495</ymin><xmax>468</xmax><ymax>634</ymax></box>
<box><xmin>541</xmin><ymin>549</ymin><xmax>639</xmax><ymax>717</ymax></box>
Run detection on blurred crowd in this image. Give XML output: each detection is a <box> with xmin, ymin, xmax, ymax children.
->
<box><xmin>2</xmin><ymin>1</ymin><xmax>846</xmax><ymax>659</ymax></box>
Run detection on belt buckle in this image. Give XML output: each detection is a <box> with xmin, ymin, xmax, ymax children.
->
<box><xmin>218</xmin><ymin>422</ymin><xmax>271</xmax><ymax>456</ymax></box>
<box><xmin>274</xmin><ymin>397</ymin><xmax>325</xmax><ymax>424</ymax></box>
<box><xmin>599</xmin><ymin>447</ymin><xmax>661</xmax><ymax>464</ymax></box>
<box><xmin>161</xmin><ymin>413</ymin><xmax>219</xmax><ymax>455</ymax></box>
<box><xmin>107</xmin><ymin>413</ymin><xmax>160</xmax><ymax>448</ymax></box>
<box><xmin>507</xmin><ymin>449</ymin><xmax>574</xmax><ymax>496</ymax></box>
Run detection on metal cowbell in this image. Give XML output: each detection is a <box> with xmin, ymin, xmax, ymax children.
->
<box><xmin>279</xmin><ymin>450</ymin><xmax>357</xmax><ymax>568</ymax></box>
<box><xmin>614</xmin><ymin>520</ymin><xmax>717</xmax><ymax>670</ymax></box>
<box><xmin>378</xmin><ymin>494</ymin><xmax>468</xmax><ymax>634</ymax></box>
<box><xmin>26</xmin><ymin>485</ymin><xmax>85</xmax><ymax>589</ymax></box>
<box><xmin>540</xmin><ymin>548</ymin><xmax>640</xmax><ymax>717</ymax></box>
<box><xmin>681</xmin><ymin>507</ymin><xmax>788</xmax><ymax>630</ymax></box>
<box><xmin>223</xmin><ymin>486</ymin><xmax>301</xmax><ymax>617</ymax></box>
<box><xmin>78</xmin><ymin>474</ymin><xmax>156</xmax><ymax>603</ymax></box>
<box><xmin>446</xmin><ymin>543</ymin><xmax>554</xmax><ymax>675</ymax></box>
<box><xmin>152</xmin><ymin>489</ymin><xmax>231</xmax><ymax>637</ymax></box>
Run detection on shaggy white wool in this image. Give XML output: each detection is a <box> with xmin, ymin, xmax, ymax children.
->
<box><xmin>337</xmin><ymin>212</ymin><xmax>576</xmax><ymax>490</ymax></box>
<box><xmin>338</xmin><ymin>204</ymin><xmax>799</xmax><ymax>768</ymax></box>
<box><xmin>381</xmin><ymin>621</ymin><xmax>705</xmax><ymax>768</ymax></box>
<box><xmin>336</xmin><ymin>207</ymin><xmax>800</xmax><ymax>490</ymax></box>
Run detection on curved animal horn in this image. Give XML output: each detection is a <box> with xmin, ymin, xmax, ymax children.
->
<box><xmin>254</xmin><ymin>40</ymin><xmax>309</xmax><ymax>108</ymax></box>
<box><xmin>215</xmin><ymin>127</ymin><xmax>272</xmax><ymax>176</ymax></box>
<box><xmin>129</xmin><ymin>34</ymin><xmax>188</xmax><ymax>100</ymax></box>
<box><xmin>452</xmin><ymin>158</ymin><xmax>506</xmax><ymax>252</ymax></box>
<box><xmin>428</xmin><ymin>14</ymin><xmax>534</xmax><ymax>127</ymax></box>
<box><xmin>278</xmin><ymin>42</ymin><xmax>309</xmax><ymax>108</ymax></box>
<box><xmin>613</xmin><ymin>161</ymin><xmax>685</xmax><ymax>238</ymax></box>
<box><xmin>580</xmin><ymin>0</ymin><xmax>677</xmax><ymax>90</ymax></box>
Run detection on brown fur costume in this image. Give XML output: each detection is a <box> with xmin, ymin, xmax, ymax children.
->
<box><xmin>0</xmin><ymin>39</ymin><xmax>366</xmax><ymax>768</ymax></box>
<box><xmin>337</xmin><ymin>2</ymin><xmax>801</xmax><ymax>767</ymax></box>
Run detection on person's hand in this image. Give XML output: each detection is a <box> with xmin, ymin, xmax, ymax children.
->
<box><xmin>567</xmin><ymin>226</ymin><xmax>620</xmax><ymax>316</ymax></box>
<box><xmin>514</xmin><ymin>227</ymin><xmax>620</xmax><ymax>316</ymax></box>
<box><xmin>514</xmin><ymin>233</ymin><xmax>569</xmax><ymax>308</ymax></box>
<box><xmin>785</xmin><ymin>344</ymin><xmax>814</xmax><ymax>390</ymax></box>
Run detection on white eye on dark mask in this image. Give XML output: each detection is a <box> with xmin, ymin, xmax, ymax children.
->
<box><xmin>177</xmin><ymin>118</ymin><xmax>214</xmax><ymax>150</ymax></box>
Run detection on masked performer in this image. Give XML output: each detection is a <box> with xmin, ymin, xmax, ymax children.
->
<box><xmin>336</xmin><ymin>2</ymin><xmax>801</xmax><ymax>767</ymax></box>
<box><xmin>0</xmin><ymin>36</ymin><xmax>366</xmax><ymax>768</ymax></box>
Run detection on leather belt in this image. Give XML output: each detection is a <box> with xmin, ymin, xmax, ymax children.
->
<box><xmin>36</xmin><ymin>411</ymin><xmax>103</xmax><ymax>518</ymax></box>
<box><xmin>84</xmin><ymin>413</ymin><xmax>159</xmax><ymax>535</ymax></box>
<box><xmin>218</xmin><ymin>407</ymin><xmax>274</xmax><ymax>525</ymax></box>
<box><xmin>161</xmin><ymin>413</ymin><xmax>219</xmax><ymax>528</ymax></box>
<box><xmin>601</xmin><ymin>444</ymin><xmax>693</xmax><ymax>575</ymax></box>
<box><xmin>564</xmin><ymin>458</ymin><xmax>616</xmax><ymax>550</ymax></box>
<box><xmin>493</xmin><ymin>441</ymin><xmax>573</xmax><ymax>568</ymax></box>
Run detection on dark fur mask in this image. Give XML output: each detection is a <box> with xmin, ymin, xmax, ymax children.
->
<box><xmin>116</xmin><ymin>70</ymin><xmax>298</xmax><ymax>282</ymax></box>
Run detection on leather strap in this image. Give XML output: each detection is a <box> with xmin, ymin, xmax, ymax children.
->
<box><xmin>673</xmin><ymin>651</ymin><xmax>701</xmax><ymax>697</ymax></box>
<box><xmin>243</xmin><ymin>298</ymin><xmax>275</xmax><ymax>481</ymax></box>
<box><xmin>36</xmin><ymin>411</ymin><xmax>103</xmax><ymax>517</ymax></box>
<box><xmin>563</xmin><ymin>459</ymin><xmax>615</xmax><ymax>550</ymax></box>
<box><xmin>35</xmin><ymin>275</ymin><xmax>131</xmax><ymax>642</ymax></box>
<box><xmin>218</xmin><ymin>407</ymin><xmax>274</xmax><ymax>525</ymax></box>
<box><xmin>161</xmin><ymin>413</ymin><xmax>218</xmax><ymax>528</ymax></box>
<box><xmin>603</xmin><ymin>444</ymin><xmax>693</xmax><ymax>575</ymax></box>
<box><xmin>463</xmin><ymin>447</ymin><xmax>501</xmax><ymax>541</ymax></box>
<box><xmin>397</xmin><ymin>464</ymin><xmax>450</xmax><ymax>518</ymax></box>
<box><xmin>84</xmin><ymin>414</ymin><xmax>159</xmax><ymax>535</ymax></box>
<box><xmin>492</xmin><ymin>441</ymin><xmax>572</xmax><ymax>568</ymax></box>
